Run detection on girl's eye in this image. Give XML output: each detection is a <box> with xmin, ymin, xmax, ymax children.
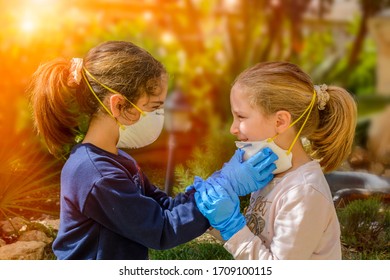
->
<box><xmin>143</xmin><ymin>106</ymin><xmax>160</xmax><ymax>112</ymax></box>
<box><xmin>149</xmin><ymin>104</ymin><xmax>164</xmax><ymax>111</ymax></box>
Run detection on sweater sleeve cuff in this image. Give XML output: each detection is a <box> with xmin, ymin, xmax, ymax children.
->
<box><xmin>223</xmin><ymin>226</ymin><xmax>257</xmax><ymax>259</ymax></box>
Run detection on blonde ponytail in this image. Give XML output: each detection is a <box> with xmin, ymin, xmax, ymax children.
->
<box><xmin>308</xmin><ymin>86</ymin><xmax>357</xmax><ymax>172</ymax></box>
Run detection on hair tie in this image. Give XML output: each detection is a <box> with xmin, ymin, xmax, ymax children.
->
<box><xmin>314</xmin><ymin>84</ymin><xmax>329</xmax><ymax>111</ymax></box>
<box><xmin>67</xmin><ymin>58</ymin><xmax>84</xmax><ymax>88</ymax></box>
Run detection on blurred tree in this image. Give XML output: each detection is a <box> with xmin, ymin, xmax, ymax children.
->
<box><xmin>316</xmin><ymin>0</ymin><xmax>390</xmax><ymax>92</ymax></box>
<box><xmin>259</xmin><ymin>0</ymin><xmax>313</xmax><ymax>62</ymax></box>
<box><xmin>146</xmin><ymin>0</ymin><xmax>317</xmax><ymax>123</ymax></box>
<box><xmin>348</xmin><ymin>0</ymin><xmax>390</xmax><ymax>71</ymax></box>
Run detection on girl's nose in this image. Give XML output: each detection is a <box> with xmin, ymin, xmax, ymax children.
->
<box><xmin>230</xmin><ymin>121</ymin><xmax>239</xmax><ymax>136</ymax></box>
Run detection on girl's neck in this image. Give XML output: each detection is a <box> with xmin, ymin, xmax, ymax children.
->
<box><xmin>82</xmin><ymin>115</ymin><xmax>119</xmax><ymax>155</ymax></box>
<box><xmin>274</xmin><ymin>139</ymin><xmax>312</xmax><ymax>178</ymax></box>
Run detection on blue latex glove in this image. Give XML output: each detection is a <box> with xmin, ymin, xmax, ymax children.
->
<box><xmin>194</xmin><ymin>177</ymin><xmax>245</xmax><ymax>240</ymax></box>
<box><xmin>215</xmin><ymin>147</ymin><xmax>278</xmax><ymax>196</ymax></box>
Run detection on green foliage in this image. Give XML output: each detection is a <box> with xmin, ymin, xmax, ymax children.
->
<box><xmin>345</xmin><ymin>50</ymin><xmax>376</xmax><ymax>95</ymax></box>
<box><xmin>327</xmin><ymin>49</ymin><xmax>376</xmax><ymax>96</ymax></box>
<box><xmin>0</xmin><ymin>130</ymin><xmax>61</xmax><ymax>220</ymax></box>
<box><xmin>300</xmin><ymin>26</ymin><xmax>336</xmax><ymax>77</ymax></box>
<box><xmin>317</xmin><ymin>17</ymin><xmax>377</xmax><ymax>95</ymax></box>
<box><xmin>355</xmin><ymin>95</ymin><xmax>390</xmax><ymax>118</ymax></box>
<box><xmin>172</xmin><ymin>118</ymin><xmax>235</xmax><ymax>195</ymax></box>
<box><xmin>337</xmin><ymin>198</ymin><xmax>390</xmax><ymax>259</ymax></box>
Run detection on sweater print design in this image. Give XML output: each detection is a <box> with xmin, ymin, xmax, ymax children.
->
<box><xmin>244</xmin><ymin>195</ymin><xmax>270</xmax><ymax>236</ymax></box>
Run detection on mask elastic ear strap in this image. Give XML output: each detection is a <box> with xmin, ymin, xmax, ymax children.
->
<box><xmin>81</xmin><ymin>69</ymin><xmax>125</xmax><ymax>129</ymax></box>
<box><xmin>286</xmin><ymin>90</ymin><xmax>316</xmax><ymax>155</ymax></box>
<box><xmin>83</xmin><ymin>67</ymin><xmax>145</xmax><ymax>116</ymax></box>
<box><xmin>268</xmin><ymin>90</ymin><xmax>316</xmax><ymax>146</ymax></box>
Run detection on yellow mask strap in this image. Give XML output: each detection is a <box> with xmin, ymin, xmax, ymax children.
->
<box><xmin>82</xmin><ymin>67</ymin><xmax>145</xmax><ymax>118</ymax></box>
<box><xmin>286</xmin><ymin>90</ymin><xmax>316</xmax><ymax>154</ymax></box>
<box><xmin>270</xmin><ymin>90</ymin><xmax>316</xmax><ymax>155</ymax></box>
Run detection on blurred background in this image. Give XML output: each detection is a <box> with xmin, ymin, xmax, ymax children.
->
<box><xmin>1</xmin><ymin>0</ymin><xmax>390</xmax><ymax>219</ymax></box>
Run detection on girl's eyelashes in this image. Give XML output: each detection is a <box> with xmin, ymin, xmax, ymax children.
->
<box><xmin>145</xmin><ymin>103</ymin><xmax>164</xmax><ymax>111</ymax></box>
<box><xmin>232</xmin><ymin>110</ymin><xmax>247</xmax><ymax>121</ymax></box>
<box><xmin>145</xmin><ymin>106</ymin><xmax>163</xmax><ymax>112</ymax></box>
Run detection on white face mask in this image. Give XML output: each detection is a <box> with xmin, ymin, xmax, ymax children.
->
<box><xmin>235</xmin><ymin>139</ymin><xmax>293</xmax><ymax>174</ymax></box>
<box><xmin>117</xmin><ymin>108</ymin><xmax>164</xmax><ymax>149</ymax></box>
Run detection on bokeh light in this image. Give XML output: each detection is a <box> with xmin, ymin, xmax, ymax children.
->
<box><xmin>20</xmin><ymin>18</ymin><xmax>36</xmax><ymax>33</ymax></box>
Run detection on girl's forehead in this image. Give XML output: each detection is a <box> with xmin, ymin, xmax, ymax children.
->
<box><xmin>232</xmin><ymin>82</ymin><xmax>254</xmax><ymax>96</ymax></box>
<box><xmin>231</xmin><ymin>84</ymin><xmax>247</xmax><ymax>98</ymax></box>
<box><xmin>231</xmin><ymin>85</ymin><xmax>252</xmax><ymax>106</ymax></box>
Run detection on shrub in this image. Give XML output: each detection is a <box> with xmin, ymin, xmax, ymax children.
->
<box><xmin>337</xmin><ymin>198</ymin><xmax>390</xmax><ymax>259</ymax></box>
<box><xmin>0</xmin><ymin>130</ymin><xmax>61</xmax><ymax>221</ymax></box>
<box><xmin>173</xmin><ymin>118</ymin><xmax>236</xmax><ymax>194</ymax></box>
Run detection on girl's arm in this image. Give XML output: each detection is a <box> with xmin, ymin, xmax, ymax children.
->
<box><xmin>83</xmin><ymin>175</ymin><xmax>209</xmax><ymax>250</ymax></box>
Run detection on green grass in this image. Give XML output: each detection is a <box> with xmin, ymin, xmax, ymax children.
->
<box><xmin>150</xmin><ymin>235</ymin><xmax>233</xmax><ymax>260</ymax></box>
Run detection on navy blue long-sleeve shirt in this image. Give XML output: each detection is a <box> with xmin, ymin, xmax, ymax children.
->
<box><xmin>52</xmin><ymin>143</ymin><xmax>210</xmax><ymax>260</ymax></box>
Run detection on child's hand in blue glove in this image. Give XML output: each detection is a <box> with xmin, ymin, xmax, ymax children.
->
<box><xmin>194</xmin><ymin>178</ymin><xmax>245</xmax><ymax>241</ymax></box>
<box><xmin>217</xmin><ymin>147</ymin><xmax>278</xmax><ymax>196</ymax></box>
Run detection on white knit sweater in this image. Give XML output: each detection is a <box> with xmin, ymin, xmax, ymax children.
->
<box><xmin>222</xmin><ymin>161</ymin><xmax>342</xmax><ymax>260</ymax></box>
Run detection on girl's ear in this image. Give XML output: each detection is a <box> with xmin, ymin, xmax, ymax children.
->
<box><xmin>275</xmin><ymin>110</ymin><xmax>291</xmax><ymax>134</ymax></box>
<box><xmin>109</xmin><ymin>94</ymin><xmax>126</xmax><ymax>118</ymax></box>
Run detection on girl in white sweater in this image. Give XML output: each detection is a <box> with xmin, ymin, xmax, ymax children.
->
<box><xmin>194</xmin><ymin>62</ymin><xmax>357</xmax><ymax>259</ymax></box>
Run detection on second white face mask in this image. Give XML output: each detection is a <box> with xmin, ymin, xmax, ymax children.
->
<box><xmin>235</xmin><ymin>139</ymin><xmax>293</xmax><ymax>174</ymax></box>
<box><xmin>117</xmin><ymin>108</ymin><xmax>164</xmax><ymax>149</ymax></box>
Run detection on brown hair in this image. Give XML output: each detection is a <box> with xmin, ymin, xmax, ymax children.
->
<box><xmin>29</xmin><ymin>41</ymin><xmax>166</xmax><ymax>157</ymax></box>
<box><xmin>233</xmin><ymin>61</ymin><xmax>357</xmax><ymax>173</ymax></box>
